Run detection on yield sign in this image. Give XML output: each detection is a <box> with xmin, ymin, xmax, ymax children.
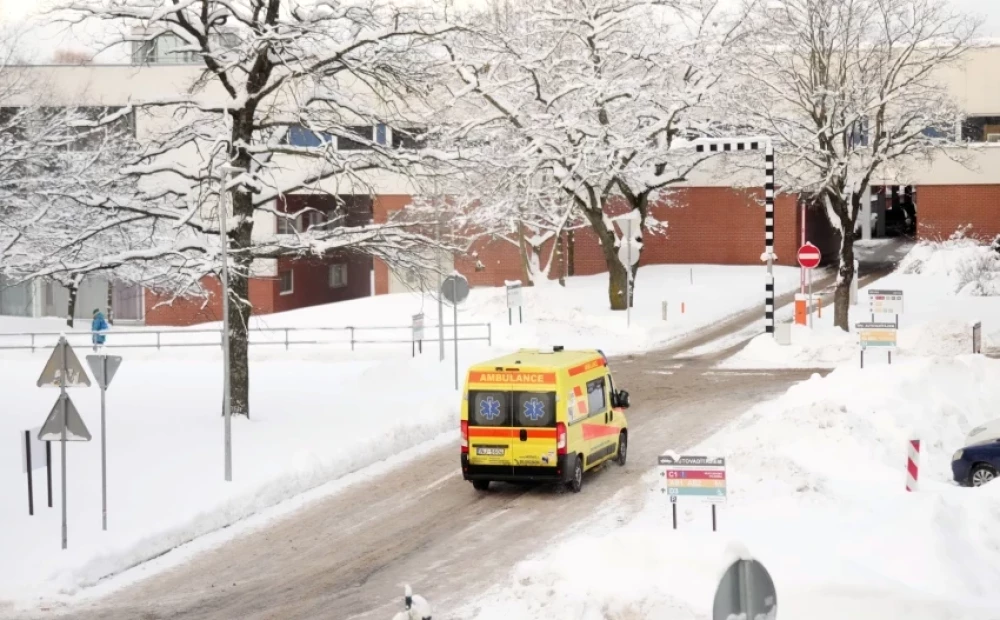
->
<box><xmin>797</xmin><ymin>243</ymin><xmax>821</xmax><ymax>269</ymax></box>
<box><xmin>86</xmin><ymin>355</ymin><xmax>123</xmax><ymax>390</ymax></box>
<box><xmin>38</xmin><ymin>393</ymin><xmax>92</xmax><ymax>442</ymax></box>
<box><xmin>37</xmin><ymin>338</ymin><xmax>91</xmax><ymax>388</ymax></box>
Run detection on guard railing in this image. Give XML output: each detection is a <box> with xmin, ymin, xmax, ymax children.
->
<box><xmin>0</xmin><ymin>323</ymin><xmax>492</xmax><ymax>353</ymax></box>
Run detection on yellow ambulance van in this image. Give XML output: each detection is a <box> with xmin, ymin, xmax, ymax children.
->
<box><xmin>459</xmin><ymin>347</ymin><xmax>630</xmax><ymax>493</ymax></box>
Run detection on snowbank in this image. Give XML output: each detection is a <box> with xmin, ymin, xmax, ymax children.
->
<box><xmin>725</xmin><ymin>240</ymin><xmax>1000</xmax><ymax>368</ymax></box>
<box><xmin>461</xmin><ymin>356</ymin><xmax>1000</xmax><ymax>620</ymax></box>
<box><xmin>897</xmin><ymin>237</ymin><xmax>1000</xmax><ymax>297</ymax></box>
<box><xmin>0</xmin><ymin>264</ymin><xmax>800</xmax><ymax>606</ymax></box>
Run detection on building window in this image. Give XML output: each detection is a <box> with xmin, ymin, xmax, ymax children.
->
<box><xmin>337</xmin><ymin>126</ymin><xmax>373</xmax><ymax>151</ymax></box>
<box><xmin>375</xmin><ymin>124</ymin><xmax>388</xmax><ymax>145</ymax></box>
<box><xmin>391</xmin><ymin>127</ymin><xmax>427</xmax><ymax>149</ymax></box>
<box><xmin>304</xmin><ymin>210</ymin><xmax>327</xmax><ymax>230</ymax></box>
<box><xmin>286</xmin><ymin>126</ymin><xmax>333</xmax><ymax>148</ymax></box>
<box><xmin>961</xmin><ymin>116</ymin><xmax>1000</xmax><ymax>142</ymax></box>
<box><xmin>329</xmin><ymin>263</ymin><xmax>348</xmax><ymax>288</ymax></box>
<box><xmin>276</xmin><ymin>213</ymin><xmax>298</xmax><ymax>234</ymax></box>
<box><xmin>278</xmin><ymin>270</ymin><xmax>294</xmax><ymax>295</ymax></box>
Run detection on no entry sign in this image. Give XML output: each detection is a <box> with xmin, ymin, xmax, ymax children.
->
<box><xmin>797</xmin><ymin>243</ymin><xmax>821</xmax><ymax>269</ymax></box>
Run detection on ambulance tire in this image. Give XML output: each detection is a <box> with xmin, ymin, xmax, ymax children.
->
<box><xmin>472</xmin><ymin>480</ymin><xmax>491</xmax><ymax>491</ymax></box>
<box><xmin>568</xmin><ymin>456</ymin><xmax>584</xmax><ymax>493</ymax></box>
<box><xmin>617</xmin><ymin>431</ymin><xmax>627</xmax><ymax>466</ymax></box>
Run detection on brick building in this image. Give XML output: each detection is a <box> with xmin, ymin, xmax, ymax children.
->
<box><xmin>5</xmin><ymin>40</ymin><xmax>1000</xmax><ymax>325</ymax></box>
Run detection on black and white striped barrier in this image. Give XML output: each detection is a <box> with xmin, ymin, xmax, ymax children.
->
<box><xmin>695</xmin><ymin>137</ymin><xmax>776</xmax><ymax>335</ymax></box>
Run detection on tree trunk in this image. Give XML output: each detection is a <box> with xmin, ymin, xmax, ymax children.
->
<box><xmin>834</xmin><ymin>220</ymin><xmax>857</xmax><ymax>331</ymax></box>
<box><xmin>567</xmin><ymin>230</ymin><xmax>575</xmax><ymax>277</ymax></box>
<box><xmin>580</xmin><ymin>207</ymin><xmax>634</xmax><ymax>310</ymax></box>
<box><xmin>516</xmin><ymin>221</ymin><xmax>533</xmax><ymax>286</ymax></box>
<box><xmin>106</xmin><ymin>280</ymin><xmax>114</xmax><ymax>325</ymax></box>
<box><xmin>66</xmin><ymin>283</ymin><xmax>77</xmax><ymax>328</ymax></box>
<box><xmin>228</xmin><ymin>190</ymin><xmax>255</xmax><ymax>418</ymax></box>
<box><xmin>556</xmin><ymin>232</ymin><xmax>566</xmax><ymax>287</ymax></box>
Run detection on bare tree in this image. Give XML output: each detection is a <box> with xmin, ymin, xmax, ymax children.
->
<box><xmin>47</xmin><ymin>0</ymin><xmax>455</xmax><ymax>416</ymax></box>
<box><xmin>731</xmin><ymin>0</ymin><xmax>978</xmax><ymax>330</ymax></box>
<box><xmin>441</xmin><ymin>0</ymin><xmax>743</xmax><ymax>310</ymax></box>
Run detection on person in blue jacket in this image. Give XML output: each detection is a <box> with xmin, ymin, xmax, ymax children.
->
<box><xmin>92</xmin><ymin>308</ymin><xmax>109</xmax><ymax>351</ymax></box>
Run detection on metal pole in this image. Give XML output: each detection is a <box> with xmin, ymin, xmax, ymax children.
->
<box><xmin>626</xmin><ymin>219</ymin><xmax>632</xmax><ymax>328</ymax></box>
<box><xmin>808</xmin><ymin>268</ymin><xmax>813</xmax><ymax>328</ymax></box>
<box><xmin>25</xmin><ymin>430</ymin><xmax>34</xmax><ymax>516</ymax></box>
<box><xmin>46</xmin><ymin>440</ymin><xmax>52</xmax><ymax>508</ymax></box>
<box><xmin>436</xmin><ymin>211</ymin><xmax>444</xmax><ymax>362</ymax></box>
<box><xmin>100</xmin><ymin>357</ymin><xmax>107</xmax><ymax>531</ymax></box>
<box><xmin>60</xmin><ymin>339</ymin><xmax>67</xmax><ymax>550</ymax></box>
<box><xmin>219</xmin><ymin>171</ymin><xmax>233</xmax><ymax>483</ymax></box>
<box><xmin>453</xmin><ymin>299</ymin><xmax>459</xmax><ymax>391</ymax></box>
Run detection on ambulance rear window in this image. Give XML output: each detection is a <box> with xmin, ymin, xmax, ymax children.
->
<box><xmin>515</xmin><ymin>391</ymin><xmax>556</xmax><ymax>427</ymax></box>
<box><xmin>470</xmin><ymin>391</ymin><xmax>509</xmax><ymax>426</ymax></box>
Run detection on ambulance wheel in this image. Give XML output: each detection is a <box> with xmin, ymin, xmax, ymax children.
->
<box><xmin>472</xmin><ymin>480</ymin><xmax>491</xmax><ymax>491</ymax></box>
<box><xmin>567</xmin><ymin>456</ymin><xmax>584</xmax><ymax>493</ymax></box>
<box><xmin>617</xmin><ymin>432</ymin><xmax>627</xmax><ymax>466</ymax></box>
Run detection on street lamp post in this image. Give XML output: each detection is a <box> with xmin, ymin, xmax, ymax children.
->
<box><xmin>218</xmin><ymin>164</ymin><xmax>242</xmax><ymax>482</ymax></box>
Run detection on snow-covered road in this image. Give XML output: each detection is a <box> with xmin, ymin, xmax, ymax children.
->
<box><xmin>53</xmin><ymin>356</ymin><xmax>827</xmax><ymax>620</ymax></box>
<box><xmin>12</xmin><ymin>263</ymin><xmax>902</xmax><ymax>620</ymax></box>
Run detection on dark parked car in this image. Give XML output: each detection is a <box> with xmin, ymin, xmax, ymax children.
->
<box><xmin>952</xmin><ymin>441</ymin><xmax>1000</xmax><ymax>487</ymax></box>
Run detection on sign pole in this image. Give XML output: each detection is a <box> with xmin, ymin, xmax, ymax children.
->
<box><xmin>672</xmin><ymin>502</ymin><xmax>677</xmax><ymax>530</ymax></box>
<box><xmin>100</xmin><ymin>357</ymin><xmax>108</xmax><ymax>531</ymax></box>
<box><xmin>46</xmin><ymin>441</ymin><xmax>52</xmax><ymax>508</ymax></box>
<box><xmin>808</xmin><ymin>268</ymin><xmax>813</xmax><ymax>328</ymax></box>
<box><xmin>25</xmin><ymin>430</ymin><xmax>34</xmax><ymax>516</ymax></box>
<box><xmin>453</xmin><ymin>298</ymin><xmax>459</xmax><ymax>391</ymax></box>
<box><xmin>712</xmin><ymin>504</ymin><xmax>717</xmax><ymax>532</ymax></box>
<box><xmin>60</xmin><ymin>340</ymin><xmax>68</xmax><ymax>550</ymax></box>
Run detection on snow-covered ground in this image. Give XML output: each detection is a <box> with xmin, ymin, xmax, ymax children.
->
<box><xmin>458</xmin><ymin>241</ymin><xmax>1000</xmax><ymax>620</ymax></box>
<box><xmin>724</xmin><ymin>239</ymin><xmax>1000</xmax><ymax>368</ymax></box>
<box><xmin>0</xmin><ymin>264</ymin><xmax>799</xmax><ymax>608</ymax></box>
<box><xmin>461</xmin><ymin>355</ymin><xmax>1000</xmax><ymax>620</ymax></box>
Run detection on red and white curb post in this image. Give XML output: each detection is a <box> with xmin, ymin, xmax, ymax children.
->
<box><xmin>906</xmin><ymin>439</ymin><xmax>920</xmax><ymax>492</ymax></box>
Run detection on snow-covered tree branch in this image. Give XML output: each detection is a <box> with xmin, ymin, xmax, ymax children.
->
<box><xmin>438</xmin><ymin>0</ymin><xmax>743</xmax><ymax>309</ymax></box>
<box><xmin>729</xmin><ymin>0</ymin><xmax>978</xmax><ymax>330</ymax></box>
<box><xmin>48</xmin><ymin>0</ymin><xmax>459</xmax><ymax>416</ymax></box>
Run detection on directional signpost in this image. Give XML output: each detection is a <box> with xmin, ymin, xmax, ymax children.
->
<box><xmin>659</xmin><ymin>455</ymin><xmax>727</xmax><ymax>531</ymax></box>
<box><xmin>797</xmin><ymin>243</ymin><xmax>821</xmax><ymax>327</ymax></box>
<box><xmin>37</xmin><ymin>336</ymin><xmax>92</xmax><ymax>550</ymax></box>
<box><xmin>506</xmin><ymin>280</ymin><xmax>523</xmax><ymax>325</ymax></box>
<box><xmin>856</xmin><ymin>321</ymin><xmax>897</xmax><ymax>368</ymax></box>
<box><xmin>411</xmin><ymin>312</ymin><xmax>425</xmax><ymax>357</ymax></box>
<box><xmin>87</xmin><ymin>355</ymin><xmax>122</xmax><ymax>531</ymax></box>
<box><xmin>868</xmin><ymin>288</ymin><xmax>904</xmax><ymax>327</ymax></box>
<box><xmin>442</xmin><ymin>274</ymin><xmax>470</xmax><ymax>390</ymax></box>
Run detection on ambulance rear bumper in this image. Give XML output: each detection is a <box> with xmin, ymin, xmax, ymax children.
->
<box><xmin>461</xmin><ymin>454</ymin><xmax>573</xmax><ymax>483</ymax></box>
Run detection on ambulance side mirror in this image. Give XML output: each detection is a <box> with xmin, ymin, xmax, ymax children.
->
<box><xmin>615</xmin><ymin>390</ymin><xmax>630</xmax><ymax>409</ymax></box>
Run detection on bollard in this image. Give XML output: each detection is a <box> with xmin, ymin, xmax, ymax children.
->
<box><xmin>906</xmin><ymin>439</ymin><xmax>920</xmax><ymax>492</ymax></box>
<box><xmin>818</xmin><ymin>297</ymin><xmax>823</xmax><ymax>319</ymax></box>
<box><xmin>662</xmin><ymin>301</ymin><xmax>668</xmax><ymax>321</ymax></box>
<box><xmin>794</xmin><ymin>294</ymin><xmax>807</xmax><ymax>326</ymax></box>
<box><xmin>681</xmin><ymin>302</ymin><xmax>686</xmax><ymax>314</ymax></box>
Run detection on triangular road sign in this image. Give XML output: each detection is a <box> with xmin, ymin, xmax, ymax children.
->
<box><xmin>38</xmin><ymin>394</ymin><xmax>92</xmax><ymax>442</ymax></box>
<box><xmin>37</xmin><ymin>338</ymin><xmax>91</xmax><ymax>388</ymax></box>
<box><xmin>86</xmin><ymin>355</ymin><xmax>122</xmax><ymax>390</ymax></box>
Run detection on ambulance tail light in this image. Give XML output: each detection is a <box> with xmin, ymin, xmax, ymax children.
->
<box><xmin>556</xmin><ymin>422</ymin><xmax>567</xmax><ymax>455</ymax></box>
<box><xmin>460</xmin><ymin>420</ymin><xmax>469</xmax><ymax>453</ymax></box>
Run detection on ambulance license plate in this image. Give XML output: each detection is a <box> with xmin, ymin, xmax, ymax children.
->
<box><xmin>476</xmin><ymin>446</ymin><xmax>506</xmax><ymax>456</ymax></box>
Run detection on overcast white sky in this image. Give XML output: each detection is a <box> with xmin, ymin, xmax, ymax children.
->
<box><xmin>1</xmin><ymin>0</ymin><xmax>998</xmax><ymax>62</ymax></box>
